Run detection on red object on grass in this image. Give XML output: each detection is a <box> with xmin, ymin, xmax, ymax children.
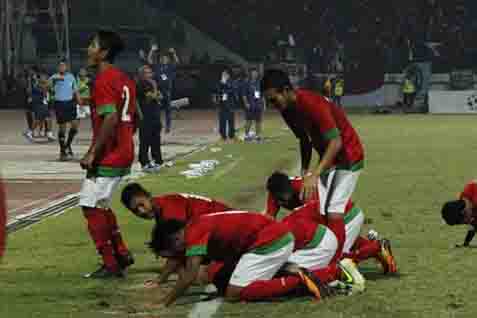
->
<box><xmin>0</xmin><ymin>177</ymin><xmax>6</xmax><ymax>259</ymax></box>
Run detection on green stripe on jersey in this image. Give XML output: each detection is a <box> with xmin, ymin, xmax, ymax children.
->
<box><xmin>344</xmin><ymin>206</ymin><xmax>362</xmax><ymax>224</ymax></box>
<box><xmin>303</xmin><ymin>225</ymin><xmax>327</xmax><ymax>249</ymax></box>
<box><xmin>250</xmin><ymin>232</ymin><xmax>294</xmax><ymax>255</ymax></box>
<box><xmin>323</xmin><ymin>128</ymin><xmax>340</xmax><ymax>140</ymax></box>
<box><xmin>96</xmin><ymin>166</ymin><xmax>131</xmax><ymax>177</ymax></box>
<box><xmin>97</xmin><ymin>104</ymin><xmax>117</xmax><ymax>116</ymax></box>
<box><xmin>186</xmin><ymin>245</ymin><xmax>207</xmax><ymax>257</ymax></box>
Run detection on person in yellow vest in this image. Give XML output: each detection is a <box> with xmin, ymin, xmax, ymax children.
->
<box><xmin>334</xmin><ymin>77</ymin><xmax>344</xmax><ymax>106</ymax></box>
<box><xmin>402</xmin><ymin>76</ymin><xmax>416</xmax><ymax>110</ymax></box>
<box><xmin>77</xmin><ymin>68</ymin><xmax>91</xmax><ymax>118</ymax></box>
<box><xmin>323</xmin><ymin>77</ymin><xmax>332</xmax><ymax>98</ymax></box>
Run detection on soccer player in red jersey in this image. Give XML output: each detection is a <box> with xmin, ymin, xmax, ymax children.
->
<box><xmin>265</xmin><ymin>171</ymin><xmax>397</xmax><ymax>274</ymax></box>
<box><xmin>261</xmin><ymin>69</ymin><xmax>365</xmax><ymax>260</ymax></box>
<box><xmin>79</xmin><ymin>30</ymin><xmax>137</xmax><ymax>279</ymax></box>
<box><xmin>120</xmin><ymin>183</ymin><xmax>232</xmax><ymax>222</ymax></box>
<box><xmin>149</xmin><ymin>212</ymin><xmax>341</xmax><ymax>305</ymax></box>
<box><xmin>441</xmin><ymin>180</ymin><xmax>477</xmax><ymax>247</ymax></box>
<box><xmin>120</xmin><ymin>182</ymin><xmax>233</xmax><ymax>283</ymax></box>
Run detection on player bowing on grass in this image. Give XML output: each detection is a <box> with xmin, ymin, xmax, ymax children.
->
<box><xmin>120</xmin><ymin>182</ymin><xmax>233</xmax><ymax>283</ymax></box>
<box><xmin>151</xmin><ymin>212</ymin><xmax>343</xmax><ymax>306</ymax></box>
<box><xmin>261</xmin><ymin>69</ymin><xmax>365</xmax><ymax>260</ymax></box>
<box><xmin>265</xmin><ymin>171</ymin><xmax>397</xmax><ymax>274</ymax></box>
<box><xmin>441</xmin><ymin>180</ymin><xmax>477</xmax><ymax>247</ymax></box>
<box><xmin>79</xmin><ymin>30</ymin><xmax>137</xmax><ymax>279</ymax></box>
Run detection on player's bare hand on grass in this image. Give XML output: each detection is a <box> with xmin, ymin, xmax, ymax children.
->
<box><xmin>144</xmin><ymin>279</ymin><xmax>161</xmax><ymax>289</ymax></box>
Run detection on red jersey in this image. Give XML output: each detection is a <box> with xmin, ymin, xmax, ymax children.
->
<box><xmin>266</xmin><ymin>176</ymin><xmax>354</xmax><ymax>217</ymax></box>
<box><xmin>185</xmin><ymin>212</ymin><xmax>291</xmax><ymax>261</ymax></box>
<box><xmin>90</xmin><ymin>66</ymin><xmax>137</xmax><ymax>176</ymax></box>
<box><xmin>460</xmin><ymin>181</ymin><xmax>477</xmax><ymax>205</ymax></box>
<box><xmin>282</xmin><ymin>89</ymin><xmax>364</xmax><ymax>169</ymax></box>
<box><xmin>153</xmin><ymin>193</ymin><xmax>232</xmax><ymax>223</ymax></box>
<box><xmin>281</xmin><ymin>201</ymin><xmax>324</xmax><ymax>250</ymax></box>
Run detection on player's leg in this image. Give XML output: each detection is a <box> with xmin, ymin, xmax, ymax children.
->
<box><xmin>228</xmin><ymin>109</ymin><xmax>236</xmax><ymax>141</ymax></box>
<box><xmin>150</xmin><ymin>123</ymin><xmax>164</xmax><ymax>166</ymax></box>
<box><xmin>23</xmin><ymin>106</ymin><xmax>34</xmax><ymax>141</ymax></box>
<box><xmin>288</xmin><ymin>225</ymin><xmax>338</xmax><ymax>271</ymax></box>
<box><xmin>105</xmin><ymin>209</ymin><xmax>134</xmax><ymax>269</ymax></box>
<box><xmin>225</xmin><ymin>235</ymin><xmax>296</xmax><ymax>301</ymax></box>
<box><xmin>218</xmin><ymin>108</ymin><xmax>227</xmax><ymax>142</ymax></box>
<box><xmin>255</xmin><ymin>109</ymin><xmax>264</xmax><ymax>141</ymax></box>
<box><xmin>164</xmin><ymin>99</ymin><xmax>172</xmax><ymax>133</ymax></box>
<box><xmin>138</xmin><ymin>123</ymin><xmax>151</xmax><ymax>169</ymax></box>
<box><xmin>80</xmin><ymin>176</ymin><xmax>123</xmax><ymax>278</ymax></box>
<box><xmin>321</xmin><ymin>169</ymin><xmax>361</xmax><ymax>260</ymax></box>
<box><xmin>54</xmin><ymin>102</ymin><xmax>68</xmax><ymax>160</ymax></box>
<box><xmin>65</xmin><ymin>101</ymin><xmax>79</xmax><ymax>157</ymax></box>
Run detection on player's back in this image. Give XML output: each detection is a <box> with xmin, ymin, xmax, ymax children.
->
<box><xmin>154</xmin><ymin>193</ymin><xmax>232</xmax><ymax>223</ymax></box>
<box><xmin>91</xmin><ymin>66</ymin><xmax>137</xmax><ymax>172</ymax></box>
<box><xmin>186</xmin><ymin>212</ymin><xmax>289</xmax><ymax>260</ymax></box>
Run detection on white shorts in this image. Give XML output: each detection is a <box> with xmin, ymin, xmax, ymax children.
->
<box><xmin>343</xmin><ymin>207</ymin><xmax>365</xmax><ymax>253</ymax></box>
<box><xmin>79</xmin><ymin>176</ymin><xmax>122</xmax><ymax>209</ymax></box>
<box><xmin>77</xmin><ymin>105</ymin><xmax>91</xmax><ymax>119</ymax></box>
<box><xmin>318</xmin><ymin>169</ymin><xmax>361</xmax><ymax>214</ymax></box>
<box><xmin>288</xmin><ymin>225</ymin><xmax>338</xmax><ymax>271</ymax></box>
<box><xmin>229</xmin><ymin>234</ymin><xmax>294</xmax><ymax>287</ymax></box>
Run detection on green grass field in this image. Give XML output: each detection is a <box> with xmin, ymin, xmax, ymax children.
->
<box><xmin>2</xmin><ymin>114</ymin><xmax>477</xmax><ymax>318</ymax></box>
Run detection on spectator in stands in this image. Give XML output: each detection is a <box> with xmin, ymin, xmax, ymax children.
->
<box><xmin>147</xmin><ymin>46</ymin><xmax>180</xmax><ymax>134</ymax></box>
<box><xmin>241</xmin><ymin>67</ymin><xmax>265</xmax><ymax>142</ymax></box>
<box><xmin>49</xmin><ymin>61</ymin><xmax>82</xmax><ymax>161</ymax></box>
<box><xmin>213</xmin><ymin>67</ymin><xmax>239</xmax><ymax>143</ymax></box>
<box><xmin>136</xmin><ymin>65</ymin><xmax>164</xmax><ymax>173</ymax></box>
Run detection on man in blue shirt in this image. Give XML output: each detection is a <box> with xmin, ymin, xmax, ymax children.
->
<box><xmin>49</xmin><ymin>61</ymin><xmax>81</xmax><ymax>161</ymax></box>
<box><xmin>241</xmin><ymin>68</ymin><xmax>265</xmax><ymax>142</ymax></box>
<box><xmin>148</xmin><ymin>46</ymin><xmax>180</xmax><ymax>134</ymax></box>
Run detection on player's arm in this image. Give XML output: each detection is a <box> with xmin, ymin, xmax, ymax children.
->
<box><xmin>281</xmin><ymin>110</ymin><xmax>312</xmax><ymax>174</ymax></box>
<box><xmin>463</xmin><ymin>227</ymin><xmax>476</xmax><ymax>247</ymax></box>
<box><xmin>154</xmin><ymin>257</ymin><xmax>184</xmax><ymax>284</ymax></box>
<box><xmin>163</xmin><ymin>255</ymin><xmax>202</xmax><ymax>306</ymax></box>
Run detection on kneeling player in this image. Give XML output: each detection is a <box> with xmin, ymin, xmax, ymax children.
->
<box><xmin>441</xmin><ymin>180</ymin><xmax>477</xmax><ymax>247</ymax></box>
<box><xmin>150</xmin><ymin>212</ymin><xmax>341</xmax><ymax>305</ymax></box>
<box><xmin>121</xmin><ymin>182</ymin><xmax>233</xmax><ymax>282</ymax></box>
<box><xmin>265</xmin><ymin>171</ymin><xmax>397</xmax><ymax>273</ymax></box>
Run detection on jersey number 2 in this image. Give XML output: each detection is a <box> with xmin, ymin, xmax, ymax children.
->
<box><xmin>121</xmin><ymin>86</ymin><xmax>131</xmax><ymax>122</ymax></box>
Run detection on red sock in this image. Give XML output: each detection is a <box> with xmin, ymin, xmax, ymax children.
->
<box><xmin>239</xmin><ymin>276</ymin><xmax>302</xmax><ymax>301</ymax></box>
<box><xmin>311</xmin><ymin>263</ymin><xmax>341</xmax><ymax>284</ymax></box>
<box><xmin>83</xmin><ymin>208</ymin><xmax>118</xmax><ymax>272</ymax></box>
<box><xmin>106</xmin><ymin>209</ymin><xmax>129</xmax><ymax>256</ymax></box>
<box><xmin>350</xmin><ymin>237</ymin><xmax>381</xmax><ymax>263</ymax></box>
<box><xmin>327</xmin><ymin>217</ymin><xmax>346</xmax><ymax>263</ymax></box>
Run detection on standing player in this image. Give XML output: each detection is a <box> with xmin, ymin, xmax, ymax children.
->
<box><xmin>261</xmin><ymin>69</ymin><xmax>365</xmax><ymax>260</ymax></box>
<box><xmin>79</xmin><ymin>30</ymin><xmax>137</xmax><ymax>279</ymax></box>
<box><xmin>265</xmin><ymin>171</ymin><xmax>397</xmax><ymax>273</ymax></box>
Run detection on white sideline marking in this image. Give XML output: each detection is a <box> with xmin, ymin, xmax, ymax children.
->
<box><xmin>187</xmin><ymin>285</ymin><xmax>223</xmax><ymax>318</ymax></box>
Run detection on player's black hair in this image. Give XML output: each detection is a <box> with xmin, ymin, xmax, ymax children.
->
<box><xmin>148</xmin><ymin>220</ymin><xmax>186</xmax><ymax>256</ymax></box>
<box><xmin>441</xmin><ymin>200</ymin><xmax>466</xmax><ymax>225</ymax></box>
<box><xmin>121</xmin><ymin>183</ymin><xmax>151</xmax><ymax>208</ymax></box>
<box><xmin>96</xmin><ymin>29</ymin><xmax>125</xmax><ymax>63</ymax></box>
<box><xmin>266</xmin><ymin>171</ymin><xmax>293</xmax><ymax>196</ymax></box>
<box><xmin>260</xmin><ymin>69</ymin><xmax>292</xmax><ymax>92</ymax></box>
